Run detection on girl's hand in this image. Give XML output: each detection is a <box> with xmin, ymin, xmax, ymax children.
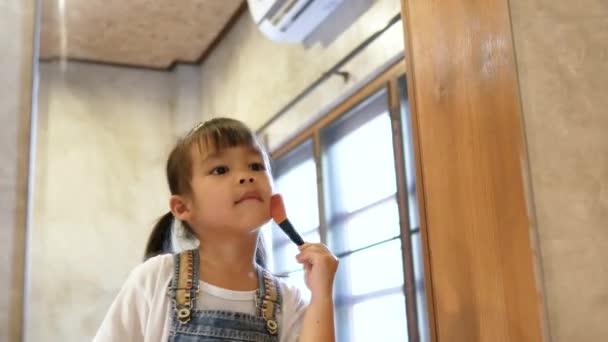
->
<box><xmin>295</xmin><ymin>243</ymin><xmax>339</xmax><ymax>300</ymax></box>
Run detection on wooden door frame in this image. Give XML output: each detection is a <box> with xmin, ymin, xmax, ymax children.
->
<box><xmin>399</xmin><ymin>0</ymin><xmax>547</xmax><ymax>341</ymax></box>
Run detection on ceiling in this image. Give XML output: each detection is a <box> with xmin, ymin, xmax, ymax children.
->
<box><xmin>39</xmin><ymin>0</ymin><xmax>245</xmax><ymax>69</ymax></box>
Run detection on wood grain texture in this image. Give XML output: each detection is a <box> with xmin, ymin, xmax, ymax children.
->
<box><xmin>400</xmin><ymin>0</ymin><xmax>545</xmax><ymax>340</ymax></box>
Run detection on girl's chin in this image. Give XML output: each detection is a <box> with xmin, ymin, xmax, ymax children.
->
<box><xmin>227</xmin><ymin>216</ymin><xmax>271</xmax><ymax>233</ymax></box>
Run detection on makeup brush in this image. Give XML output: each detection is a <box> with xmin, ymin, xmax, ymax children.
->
<box><xmin>270</xmin><ymin>194</ymin><xmax>305</xmax><ymax>246</ymax></box>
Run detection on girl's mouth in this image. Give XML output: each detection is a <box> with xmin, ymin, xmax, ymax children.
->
<box><xmin>235</xmin><ymin>191</ymin><xmax>263</xmax><ymax>204</ymax></box>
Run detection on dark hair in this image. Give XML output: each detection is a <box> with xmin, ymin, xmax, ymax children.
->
<box><xmin>143</xmin><ymin>118</ymin><xmax>271</xmax><ymax>267</ymax></box>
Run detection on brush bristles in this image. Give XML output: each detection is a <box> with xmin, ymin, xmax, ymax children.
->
<box><xmin>270</xmin><ymin>194</ymin><xmax>287</xmax><ymax>223</ymax></box>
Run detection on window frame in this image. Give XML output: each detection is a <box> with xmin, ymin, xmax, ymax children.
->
<box><xmin>269</xmin><ymin>59</ymin><xmax>421</xmax><ymax>341</ymax></box>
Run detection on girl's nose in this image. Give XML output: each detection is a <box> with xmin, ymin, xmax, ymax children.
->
<box><xmin>239</xmin><ymin>177</ymin><xmax>255</xmax><ymax>184</ymax></box>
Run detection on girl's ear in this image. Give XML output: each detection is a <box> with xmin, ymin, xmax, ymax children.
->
<box><xmin>169</xmin><ymin>195</ymin><xmax>192</xmax><ymax>221</ymax></box>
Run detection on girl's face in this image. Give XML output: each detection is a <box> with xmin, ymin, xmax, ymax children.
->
<box><xmin>184</xmin><ymin>144</ymin><xmax>272</xmax><ymax>236</ymax></box>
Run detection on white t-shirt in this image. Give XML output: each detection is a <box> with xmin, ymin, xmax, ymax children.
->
<box><xmin>93</xmin><ymin>254</ymin><xmax>307</xmax><ymax>342</ymax></box>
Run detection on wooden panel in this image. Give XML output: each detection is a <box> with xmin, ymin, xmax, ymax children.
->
<box><xmin>400</xmin><ymin>0</ymin><xmax>545</xmax><ymax>341</ymax></box>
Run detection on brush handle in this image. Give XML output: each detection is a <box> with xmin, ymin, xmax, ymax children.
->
<box><xmin>278</xmin><ymin>219</ymin><xmax>305</xmax><ymax>246</ymax></box>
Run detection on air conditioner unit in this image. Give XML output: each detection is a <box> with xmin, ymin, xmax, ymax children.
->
<box><xmin>247</xmin><ymin>0</ymin><xmax>375</xmax><ymax>46</ymax></box>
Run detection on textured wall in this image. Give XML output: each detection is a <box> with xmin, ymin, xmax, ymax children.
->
<box><xmin>24</xmin><ymin>1</ymin><xmax>405</xmax><ymax>340</ymax></box>
<box><xmin>510</xmin><ymin>0</ymin><xmax>608</xmax><ymax>341</ymax></box>
<box><xmin>0</xmin><ymin>0</ymin><xmax>35</xmax><ymax>341</ymax></box>
<box><xmin>199</xmin><ymin>0</ymin><xmax>404</xmax><ymax>149</ymax></box>
<box><xmin>172</xmin><ymin>64</ymin><xmax>204</xmax><ymax>133</ymax></box>
<box><xmin>25</xmin><ymin>61</ymin><xmax>200</xmax><ymax>342</ymax></box>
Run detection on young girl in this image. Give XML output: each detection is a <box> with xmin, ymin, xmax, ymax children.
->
<box><xmin>93</xmin><ymin>118</ymin><xmax>338</xmax><ymax>342</ymax></box>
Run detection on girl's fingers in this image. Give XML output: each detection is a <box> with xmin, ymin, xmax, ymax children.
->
<box><xmin>299</xmin><ymin>242</ymin><xmax>327</xmax><ymax>250</ymax></box>
<box><xmin>298</xmin><ymin>243</ymin><xmax>332</xmax><ymax>255</ymax></box>
<box><xmin>296</xmin><ymin>243</ymin><xmax>338</xmax><ymax>272</ymax></box>
<box><xmin>297</xmin><ymin>243</ymin><xmax>315</xmax><ymax>252</ymax></box>
<box><xmin>295</xmin><ymin>250</ymin><xmax>314</xmax><ymax>264</ymax></box>
<box><xmin>296</xmin><ymin>249</ymin><xmax>336</xmax><ymax>265</ymax></box>
<box><xmin>295</xmin><ymin>250</ymin><xmax>317</xmax><ymax>265</ymax></box>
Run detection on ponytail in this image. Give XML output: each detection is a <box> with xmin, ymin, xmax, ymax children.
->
<box><xmin>144</xmin><ymin>212</ymin><xmax>174</xmax><ymax>261</ymax></box>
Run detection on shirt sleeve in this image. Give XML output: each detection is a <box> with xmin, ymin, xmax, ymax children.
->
<box><xmin>92</xmin><ymin>262</ymin><xmax>151</xmax><ymax>342</ymax></box>
<box><xmin>279</xmin><ymin>283</ymin><xmax>309</xmax><ymax>342</ymax></box>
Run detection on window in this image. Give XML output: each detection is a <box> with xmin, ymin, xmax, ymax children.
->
<box><xmin>267</xmin><ymin>63</ymin><xmax>428</xmax><ymax>342</ymax></box>
<box><xmin>270</xmin><ymin>140</ymin><xmax>320</xmax><ymax>302</ymax></box>
<box><xmin>322</xmin><ymin>89</ymin><xmax>408</xmax><ymax>342</ymax></box>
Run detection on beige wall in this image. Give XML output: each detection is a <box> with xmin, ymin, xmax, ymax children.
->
<box><xmin>0</xmin><ymin>0</ymin><xmax>36</xmax><ymax>341</ymax></box>
<box><xmin>510</xmin><ymin>0</ymin><xmax>608</xmax><ymax>341</ymax></box>
<box><xmin>199</xmin><ymin>0</ymin><xmax>404</xmax><ymax>149</ymax></box>
<box><xmin>25</xmin><ymin>62</ymin><xmax>201</xmax><ymax>342</ymax></box>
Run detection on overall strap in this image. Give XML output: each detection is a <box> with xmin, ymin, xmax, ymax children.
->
<box><xmin>256</xmin><ymin>266</ymin><xmax>282</xmax><ymax>336</ymax></box>
<box><xmin>171</xmin><ymin>249</ymin><xmax>199</xmax><ymax>324</ymax></box>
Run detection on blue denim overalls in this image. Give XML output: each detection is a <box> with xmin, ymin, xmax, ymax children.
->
<box><xmin>167</xmin><ymin>249</ymin><xmax>282</xmax><ymax>342</ymax></box>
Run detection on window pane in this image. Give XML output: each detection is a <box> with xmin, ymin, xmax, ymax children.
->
<box><xmin>352</xmin><ymin>293</ymin><xmax>408</xmax><ymax>342</ymax></box>
<box><xmin>336</xmin><ymin>239</ymin><xmax>404</xmax><ymax>297</ymax></box>
<box><xmin>329</xmin><ymin>199</ymin><xmax>400</xmax><ymax>255</ymax></box>
<box><xmin>411</xmin><ymin>231</ymin><xmax>429</xmax><ymax>342</ymax></box>
<box><xmin>271</xmin><ymin>141</ymin><xmax>320</xmax><ymax>275</ymax></box>
<box><xmin>324</xmin><ymin>112</ymin><xmax>396</xmax><ymax>214</ymax></box>
<box><xmin>274</xmin><ymin>156</ymin><xmax>319</xmax><ymax>240</ymax></box>
<box><xmin>272</xmin><ymin>229</ymin><xmax>320</xmax><ymax>274</ymax></box>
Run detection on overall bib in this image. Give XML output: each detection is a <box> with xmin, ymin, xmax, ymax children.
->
<box><xmin>167</xmin><ymin>249</ymin><xmax>282</xmax><ymax>342</ymax></box>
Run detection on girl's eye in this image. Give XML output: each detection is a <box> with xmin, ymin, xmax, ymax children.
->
<box><xmin>249</xmin><ymin>162</ymin><xmax>266</xmax><ymax>172</ymax></box>
<box><xmin>211</xmin><ymin>166</ymin><xmax>229</xmax><ymax>175</ymax></box>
